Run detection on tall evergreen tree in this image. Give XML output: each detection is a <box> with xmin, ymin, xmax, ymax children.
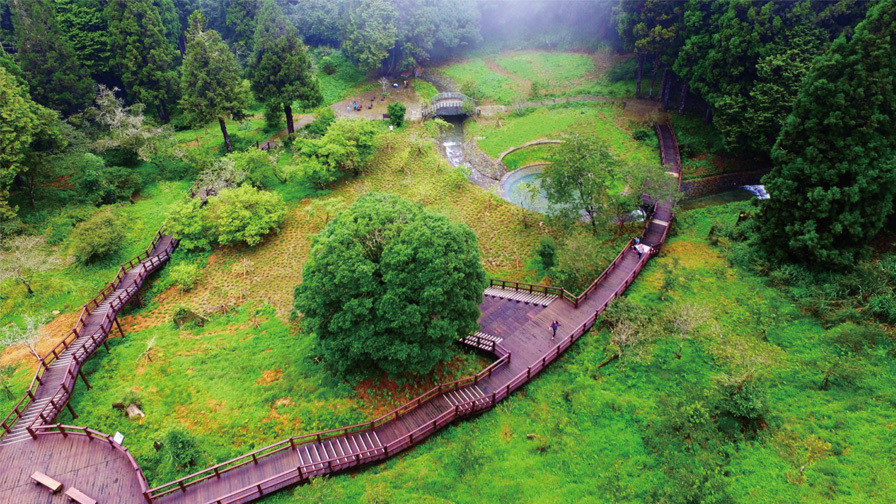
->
<box><xmin>0</xmin><ymin>65</ymin><xmax>58</xmax><ymax>219</ymax></box>
<box><xmin>53</xmin><ymin>0</ymin><xmax>114</xmax><ymax>84</ymax></box>
<box><xmin>8</xmin><ymin>0</ymin><xmax>94</xmax><ymax>115</ymax></box>
<box><xmin>247</xmin><ymin>0</ymin><xmax>321</xmax><ymax>134</ymax></box>
<box><xmin>225</xmin><ymin>0</ymin><xmax>258</xmax><ymax>57</ymax></box>
<box><xmin>180</xmin><ymin>11</ymin><xmax>249</xmax><ymax>153</ymax></box>
<box><xmin>756</xmin><ymin>0</ymin><xmax>896</xmax><ymax>267</ymax></box>
<box><xmin>106</xmin><ymin>0</ymin><xmax>180</xmax><ymax>122</ymax></box>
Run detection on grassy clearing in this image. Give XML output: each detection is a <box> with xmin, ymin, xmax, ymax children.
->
<box><xmin>259</xmin><ymin>201</ymin><xmax>896</xmax><ymax>503</ymax></box>
<box><xmin>467</xmin><ymin>102</ymin><xmax>659</xmax><ymax>168</ymax></box>
<box><xmin>315</xmin><ymin>51</ymin><xmax>377</xmax><ymax>106</ymax></box>
<box><xmin>501</xmin><ymin>144</ymin><xmax>560</xmax><ymax>171</ymax></box>
<box><xmin>440</xmin><ymin>57</ymin><xmax>522</xmax><ymax>104</ymax></box>
<box><xmin>412</xmin><ymin>79</ymin><xmax>439</xmax><ymax>101</ymax></box>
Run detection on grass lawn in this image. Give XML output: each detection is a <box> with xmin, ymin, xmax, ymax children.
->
<box><xmin>467</xmin><ymin>102</ymin><xmax>659</xmax><ymax>168</ymax></box>
<box><xmin>440</xmin><ymin>57</ymin><xmax>522</xmax><ymax>105</ymax></box>
<box><xmin>315</xmin><ymin>51</ymin><xmax>378</xmax><ymax>106</ymax></box>
<box><xmin>501</xmin><ymin>144</ymin><xmax>560</xmax><ymax>171</ymax></box>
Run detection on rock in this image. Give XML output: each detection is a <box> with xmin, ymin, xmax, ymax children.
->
<box><xmin>52</xmin><ymin>310</ymin><xmax>60</xmax><ymax>315</ymax></box>
<box><xmin>126</xmin><ymin>404</ymin><xmax>145</xmax><ymax>419</ymax></box>
<box><xmin>526</xmin><ymin>433</ymin><xmax>538</xmax><ymax>440</ymax></box>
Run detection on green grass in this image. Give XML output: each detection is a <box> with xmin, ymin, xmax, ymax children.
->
<box><xmin>467</xmin><ymin>102</ymin><xmax>658</xmax><ymax>168</ymax></box>
<box><xmin>440</xmin><ymin>57</ymin><xmax>521</xmax><ymax>104</ymax></box>
<box><xmin>501</xmin><ymin>144</ymin><xmax>560</xmax><ymax>171</ymax></box>
<box><xmin>495</xmin><ymin>51</ymin><xmax>595</xmax><ymax>85</ymax></box>
<box><xmin>315</xmin><ymin>51</ymin><xmax>376</xmax><ymax>106</ymax></box>
<box><xmin>413</xmin><ymin>79</ymin><xmax>439</xmax><ymax>102</ymax></box>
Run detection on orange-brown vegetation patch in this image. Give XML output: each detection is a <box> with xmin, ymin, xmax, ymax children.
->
<box><xmin>256</xmin><ymin>368</ymin><xmax>284</xmax><ymax>385</ymax></box>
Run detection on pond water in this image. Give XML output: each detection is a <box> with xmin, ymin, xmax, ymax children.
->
<box><xmin>501</xmin><ymin>165</ymin><xmax>552</xmax><ymax>213</ymax></box>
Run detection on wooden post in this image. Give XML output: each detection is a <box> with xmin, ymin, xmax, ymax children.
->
<box><xmin>115</xmin><ymin>318</ymin><xmax>126</xmax><ymax>338</ymax></box>
<box><xmin>66</xmin><ymin>403</ymin><xmax>78</xmax><ymax>419</ymax></box>
<box><xmin>78</xmin><ymin>369</ymin><xmax>92</xmax><ymax>389</ymax></box>
<box><xmin>103</xmin><ymin>340</ymin><xmax>110</xmax><ymax>352</ymax></box>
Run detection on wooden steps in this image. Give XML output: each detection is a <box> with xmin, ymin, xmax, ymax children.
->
<box><xmin>483</xmin><ymin>286</ymin><xmax>556</xmax><ymax>307</ymax></box>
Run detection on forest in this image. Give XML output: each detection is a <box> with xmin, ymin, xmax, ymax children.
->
<box><xmin>1</xmin><ymin>0</ymin><xmax>895</xmax><ymax>503</ymax></box>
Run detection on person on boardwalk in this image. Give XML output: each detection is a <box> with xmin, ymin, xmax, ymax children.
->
<box><xmin>550</xmin><ymin>320</ymin><xmax>561</xmax><ymax>340</ymax></box>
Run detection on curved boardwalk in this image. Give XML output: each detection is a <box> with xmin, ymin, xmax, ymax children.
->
<box><xmin>0</xmin><ymin>124</ymin><xmax>682</xmax><ymax>504</ymax></box>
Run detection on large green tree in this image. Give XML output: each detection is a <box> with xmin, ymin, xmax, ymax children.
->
<box><xmin>53</xmin><ymin>0</ymin><xmax>114</xmax><ymax>82</ymax></box>
<box><xmin>294</xmin><ymin>193</ymin><xmax>486</xmax><ymax>377</ymax></box>
<box><xmin>225</xmin><ymin>0</ymin><xmax>258</xmax><ymax>57</ymax></box>
<box><xmin>247</xmin><ymin>0</ymin><xmax>321</xmax><ymax>134</ymax></box>
<box><xmin>8</xmin><ymin>0</ymin><xmax>94</xmax><ymax>115</ymax></box>
<box><xmin>756</xmin><ymin>0</ymin><xmax>896</xmax><ymax>266</ymax></box>
<box><xmin>179</xmin><ymin>12</ymin><xmax>249</xmax><ymax>153</ymax></box>
<box><xmin>106</xmin><ymin>0</ymin><xmax>180</xmax><ymax>122</ymax></box>
<box><xmin>616</xmin><ymin>0</ymin><xmax>684</xmax><ymax>102</ymax></box>
<box><xmin>539</xmin><ymin>134</ymin><xmax>620</xmax><ymax>234</ymax></box>
<box><xmin>0</xmin><ymin>65</ymin><xmax>58</xmax><ymax>219</ymax></box>
<box><xmin>342</xmin><ymin>0</ymin><xmax>398</xmax><ymax>75</ymax></box>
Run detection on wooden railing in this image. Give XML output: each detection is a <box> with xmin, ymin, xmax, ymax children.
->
<box><xmin>488</xmin><ymin>279</ymin><xmax>564</xmax><ymax>297</ymax></box>
<box><xmin>30</xmin><ymin>424</ymin><xmax>152</xmax><ymax>503</ymax></box>
<box><xmin>0</xmin><ymin>230</ymin><xmax>175</xmax><ymax>444</ymax></box>
<box><xmin>147</xmin><ymin>345</ymin><xmax>511</xmax><ymax>501</ymax></box>
<box><xmin>25</xmin><ymin>240</ymin><xmax>175</xmax><ymax>434</ymax></box>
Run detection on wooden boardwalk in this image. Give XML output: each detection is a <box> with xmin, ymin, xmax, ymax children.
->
<box><xmin>0</xmin><ymin>124</ymin><xmax>681</xmax><ymax>504</ymax></box>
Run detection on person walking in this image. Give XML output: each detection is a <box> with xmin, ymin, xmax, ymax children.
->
<box><xmin>550</xmin><ymin>320</ymin><xmax>561</xmax><ymax>340</ymax></box>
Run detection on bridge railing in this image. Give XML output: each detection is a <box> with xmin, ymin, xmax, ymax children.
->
<box><xmin>432</xmin><ymin>92</ymin><xmax>475</xmax><ymax>103</ymax></box>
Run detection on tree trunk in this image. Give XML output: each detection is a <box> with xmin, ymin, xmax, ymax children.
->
<box><xmin>284</xmin><ymin>103</ymin><xmax>295</xmax><ymax>134</ymax></box>
<box><xmin>679</xmin><ymin>82</ymin><xmax>690</xmax><ymax>113</ymax></box>
<box><xmin>219</xmin><ymin>117</ymin><xmax>232</xmax><ymax>153</ymax></box>
<box><xmin>704</xmin><ymin>105</ymin><xmax>712</xmax><ymax>124</ymax></box>
<box><xmin>20</xmin><ymin>278</ymin><xmax>34</xmax><ymax>296</ymax></box>
<box><xmin>635</xmin><ymin>53</ymin><xmax>644</xmax><ymax>99</ymax></box>
<box><xmin>648</xmin><ymin>60</ymin><xmax>659</xmax><ymax>100</ymax></box>
<box><xmin>661</xmin><ymin>68</ymin><xmax>672</xmax><ymax>111</ymax></box>
<box><xmin>596</xmin><ymin>353</ymin><xmax>619</xmax><ymax>370</ymax></box>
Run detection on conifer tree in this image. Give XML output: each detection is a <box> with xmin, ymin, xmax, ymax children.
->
<box><xmin>757</xmin><ymin>1</ymin><xmax>896</xmax><ymax>266</ymax></box>
<box><xmin>106</xmin><ymin>0</ymin><xmax>180</xmax><ymax>122</ymax></box>
<box><xmin>8</xmin><ymin>0</ymin><xmax>94</xmax><ymax>115</ymax></box>
<box><xmin>247</xmin><ymin>0</ymin><xmax>321</xmax><ymax>134</ymax></box>
<box><xmin>179</xmin><ymin>11</ymin><xmax>249</xmax><ymax>153</ymax></box>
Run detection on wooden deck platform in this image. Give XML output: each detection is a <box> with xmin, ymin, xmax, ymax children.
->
<box><xmin>0</xmin><ymin>123</ymin><xmax>682</xmax><ymax>504</ymax></box>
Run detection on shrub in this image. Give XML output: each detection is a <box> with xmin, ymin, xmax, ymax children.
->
<box><xmin>319</xmin><ymin>56</ymin><xmax>338</xmax><ymax>75</ymax></box>
<box><xmin>304</xmin><ymin>107</ymin><xmax>336</xmax><ymax>137</ymax></box>
<box><xmin>165</xmin><ymin>199</ymin><xmax>210</xmax><ymax>251</ymax></box>
<box><xmin>75</xmin><ymin>153</ymin><xmax>144</xmax><ymax>206</ymax></box>
<box><xmin>68</xmin><ymin>210</ymin><xmax>120</xmax><ymax>263</ymax></box>
<box><xmin>229</xmin><ymin>149</ymin><xmax>276</xmax><ymax>187</ymax></box>
<box><xmin>160</xmin><ymin>425</ymin><xmax>203</xmax><ymax>470</ymax></box>
<box><xmin>204</xmin><ymin>185</ymin><xmax>286</xmax><ymax>247</ymax></box>
<box><xmin>169</xmin><ymin>262</ymin><xmax>201</xmax><ymax>292</ymax></box>
<box><xmin>387</xmin><ymin>102</ymin><xmax>406</xmax><ymax>128</ymax></box>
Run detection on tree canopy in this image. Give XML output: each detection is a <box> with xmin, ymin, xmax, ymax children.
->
<box><xmin>247</xmin><ymin>0</ymin><xmax>321</xmax><ymax>134</ymax></box>
<box><xmin>756</xmin><ymin>0</ymin><xmax>896</xmax><ymax>267</ymax></box>
<box><xmin>294</xmin><ymin>193</ymin><xmax>486</xmax><ymax>376</ymax></box>
<box><xmin>179</xmin><ymin>12</ymin><xmax>249</xmax><ymax>153</ymax></box>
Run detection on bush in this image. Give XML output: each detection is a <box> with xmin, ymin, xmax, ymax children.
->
<box><xmin>228</xmin><ymin>149</ymin><xmax>276</xmax><ymax>187</ymax></box>
<box><xmin>304</xmin><ymin>108</ymin><xmax>336</xmax><ymax>137</ymax></box>
<box><xmin>169</xmin><ymin>262</ymin><xmax>201</xmax><ymax>292</ymax></box>
<box><xmin>75</xmin><ymin>153</ymin><xmax>144</xmax><ymax>206</ymax></box>
<box><xmin>387</xmin><ymin>102</ymin><xmax>406</xmax><ymax>128</ymax></box>
<box><xmin>205</xmin><ymin>185</ymin><xmax>286</xmax><ymax>247</ymax></box>
<box><xmin>68</xmin><ymin>210</ymin><xmax>120</xmax><ymax>263</ymax></box>
<box><xmin>319</xmin><ymin>56</ymin><xmax>338</xmax><ymax>75</ymax></box>
<box><xmin>160</xmin><ymin>425</ymin><xmax>203</xmax><ymax>470</ymax></box>
<box><xmin>294</xmin><ymin>193</ymin><xmax>487</xmax><ymax>377</ymax></box>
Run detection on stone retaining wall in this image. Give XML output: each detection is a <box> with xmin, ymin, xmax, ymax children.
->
<box><xmin>681</xmin><ymin>168</ymin><xmax>771</xmax><ymax>197</ymax></box>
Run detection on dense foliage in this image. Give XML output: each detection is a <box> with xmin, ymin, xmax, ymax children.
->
<box><xmin>756</xmin><ymin>1</ymin><xmax>896</xmax><ymax>267</ymax></box>
<box><xmin>166</xmin><ymin>184</ymin><xmax>285</xmax><ymax>250</ymax></box>
<box><xmin>294</xmin><ymin>193</ymin><xmax>486</xmax><ymax>376</ymax></box>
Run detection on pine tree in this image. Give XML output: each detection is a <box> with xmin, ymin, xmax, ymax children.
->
<box><xmin>106</xmin><ymin>0</ymin><xmax>180</xmax><ymax>122</ymax></box>
<box><xmin>342</xmin><ymin>0</ymin><xmax>398</xmax><ymax>75</ymax></box>
<box><xmin>757</xmin><ymin>1</ymin><xmax>896</xmax><ymax>267</ymax></box>
<box><xmin>225</xmin><ymin>0</ymin><xmax>258</xmax><ymax>57</ymax></box>
<box><xmin>8</xmin><ymin>0</ymin><xmax>94</xmax><ymax>115</ymax></box>
<box><xmin>180</xmin><ymin>11</ymin><xmax>249</xmax><ymax>153</ymax></box>
<box><xmin>247</xmin><ymin>0</ymin><xmax>321</xmax><ymax>134</ymax></box>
